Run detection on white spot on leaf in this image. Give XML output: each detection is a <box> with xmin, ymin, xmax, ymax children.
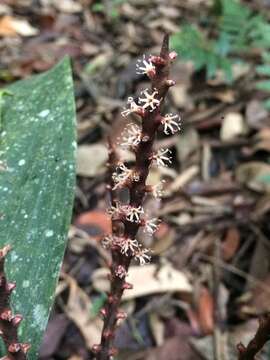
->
<box><xmin>45</xmin><ymin>230</ymin><xmax>54</xmax><ymax>238</ymax></box>
<box><xmin>38</xmin><ymin>109</ymin><xmax>50</xmax><ymax>118</ymax></box>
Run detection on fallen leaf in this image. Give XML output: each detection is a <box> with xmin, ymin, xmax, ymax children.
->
<box><xmin>144</xmin><ymin>336</ymin><xmax>198</xmax><ymax>360</ymax></box>
<box><xmin>221</xmin><ymin>227</ymin><xmax>240</xmax><ymax>261</ymax></box>
<box><xmin>176</xmin><ymin>127</ymin><xmax>200</xmax><ymax>164</ymax></box>
<box><xmin>92</xmin><ymin>263</ymin><xmax>192</xmax><ymax>301</ymax></box>
<box><xmin>246</xmin><ymin>100</ymin><xmax>269</xmax><ymax>130</ymax></box>
<box><xmin>197</xmin><ymin>286</ymin><xmax>214</xmax><ymax>335</ymax></box>
<box><xmin>152</xmin><ymin>222</ymin><xmax>175</xmax><ymax>254</ymax></box>
<box><xmin>53</xmin><ymin>0</ymin><xmax>82</xmax><ymax>13</ymax></box>
<box><xmin>76</xmin><ymin>144</ymin><xmax>108</xmax><ymax>177</ymax></box>
<box><xmin>0</xmin><ymin>15</ymin><xmax>38</xmax><ymax>37</ymax></box>
<box><xmin>61</xmin><ymin>274</ymin><xmax>103</xmax><ymax>349</ymax></box>
<box><xmin>39</xmin><ymin>314</ymin><xmax>70</xmax><ymax>358</ymax></box>
<box><xmin>75</xmin><ymin>210</ymin><xmax>112</xmax><ymax>241</ymax></box>
<box><xmin>220</xmin><ymin>112</ymin><xmax>248</xmax><ymax>141</ymax></box>
<box><xmin>236</xmin><ymin>162</ymin><xmax>270</xmax><ymax>193</ymax></box>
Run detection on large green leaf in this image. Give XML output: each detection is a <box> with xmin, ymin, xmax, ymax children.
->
<box><xmin>0</xmin><ymin>58</ymin><xmax>76</xmax><ymax>358</ymax></box>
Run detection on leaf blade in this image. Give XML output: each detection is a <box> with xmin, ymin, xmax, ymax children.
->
<box><xmin>0</xmin><ymin>58</ymin><xmax>76</xmax><ymax>358</ymax></box>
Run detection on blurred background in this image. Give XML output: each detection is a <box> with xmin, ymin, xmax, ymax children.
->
<box><xmin>1</xmin><ymin>0</ymin><xmax>270</xmax><ymax>359</ymax></box>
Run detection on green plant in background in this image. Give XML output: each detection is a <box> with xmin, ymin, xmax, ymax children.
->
<box><xmin>0</xmin><ymin>58</ymin><xmax>76</xmax><ymax>358</ymax></box>
<box><xmin>92</xmin><ymin>0</ymin><xmax>126</xmax><ymax>20</ymax></box>
<box><xmin>256</xmin><ymin>52</ymin><xmax>270</xmax><ymax>109</ymax></box>
<box><xmin>171</xmin><ymin>0</ymin><xmax>270</xmax><ymax>89</ymax></box>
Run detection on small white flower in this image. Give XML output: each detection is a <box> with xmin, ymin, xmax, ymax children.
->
<box><xmin>121</xmin><ymin>97</ymin><xmax>142</xmax><ymax>117</ymax></box>
<box><xmin>120</xmin><ymin>237</ymin><xmax>139</xmax><ymax>256</ymax></box>
<box><xmin>161</xmin><ymin>113</ymin><xmax>181</xmax><ymax>135</ymax></box>
<box><xmin>112</xmin><ymin>163</ymin><xmax>133</xmax><ymax>189</ymax></box>
<box><xmin>151</xmin><ymin>148</ymin><xmax>172</xmax><ymax>167</ymax></box>
<box><xmin>144</xmin><ymin>218</ymin><xmax>159</xmax><ymax>234</ymax></box>
<box><xmin>138</xmin><ymin>88</ymin><xmax>160</xmax><ymax>112</ymax></box>
<box><xmin>115</xmin><ymin>265</ymin><xmax>127</xmax><ymax>278</ymax></box>
<box><xmin>120</xmin><ymin>124</ymin><xmax>141</xmax><ymax>148</ymax></box>
<box><xmin>136</xmin><ymin>55</ymin><xmax>156</xmax><ymax>76</ymax></box>
<box><xmin>126</xmin><ymin>205</ymin><xmax>144</xmax><ymax>223</ymax></box>
<box><xmin>101</xmin><ymin>235</ymin><xmax>114</xmax><ymax>249</ymax></box>
<box><xmin>151</xmin><ymin>180</ymin><xmax>166</xmax><ymax>198</ymax></box>
<box><xmin>135</xmin><ymin>247</ymin><xmax>152</xmax><ymax>266</ymax></box>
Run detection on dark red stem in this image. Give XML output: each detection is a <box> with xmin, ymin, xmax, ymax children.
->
<box><xmin>94</xmin><ymin>35</ymin><xmax>174</xmax><ymax>360</ymax></box>
<box><xmin>0</xmin><ymin>245</ymin><xmax>30</xmax><ymax>360</ymax></box>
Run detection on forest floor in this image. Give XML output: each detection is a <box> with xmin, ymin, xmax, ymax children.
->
<box><xmin>1</xmin><ymin>0</ymin><xmax>270</xmax><ymax>359</ymax></box>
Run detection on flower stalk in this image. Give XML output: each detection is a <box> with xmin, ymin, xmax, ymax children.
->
<box><xmin>93</xmin><ymin>34</ymin><xmax>180</xmax><ymax>360</ymax></box>
<box><xmin>0</xmin><ymin>245</ymin><xmax>30</xmax><ymax>360</ymax></box>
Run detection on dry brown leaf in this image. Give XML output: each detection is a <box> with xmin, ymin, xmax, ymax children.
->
<box><xmin>246</xmin><ymin>100</ymin><xmax>269</xmax><ymax>130</ymax></box>
<box><xmin>53</xmin><ymin>0</ymin><xmax>82</xmax><ymax>13</ymax></box>
<box><xmin>197</xmin><ymin>286</ymin><xmax>214</xmax><ymax>335</ymax></box>
<box><xmin>221</xmin><ymin>227</ymin><xmax>240</xmax><ymax>261</ymax></box>
<box><xmin>76</xmin><ymin>144</ymin><xmax>108</xmax><ymax>177</ymax></box>
<box><xmin>92</xmin><ymin>263</ymin><xmax>192</xmax><ymax>301</ymax></box>
<box><xmin>61</xmin><ymin>274</ymin><xmax>103</xmax><ymax>349</ymax></box>
<box><xmin>75</xmin><ymin>210</ymin><xmax>112</xmax><ymax>241</ymax></box>
<box><xmin>0</xmin><ymin>15</ymin><xmax>38</xmax><ymax>37</ymax></box>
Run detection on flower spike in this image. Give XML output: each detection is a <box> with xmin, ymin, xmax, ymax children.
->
<box><xmin>97</xmin><ymin>35</ymin><xmax>180</xmax><ymax>360</ymax></box>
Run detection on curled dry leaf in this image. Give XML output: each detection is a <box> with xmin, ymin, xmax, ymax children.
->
<box><xmin>92</xmin><ymin>263</ymin><xmax>192</xmax><ymax>301</ymax></box>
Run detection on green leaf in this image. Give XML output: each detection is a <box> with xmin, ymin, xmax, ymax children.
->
<box><xmin>256</xmin><ymin>80</ymin><xmax>270</xmax><ymax>91</ymax></box>
<box><xmin>256</xmin><ymin>65</ymin><xmax>270</xmax><ymax>76</ymax></box>
<box><xmin>0</xmin><ymin>58</ymin><xmax>76</xmax><ymax>358</ymax></box>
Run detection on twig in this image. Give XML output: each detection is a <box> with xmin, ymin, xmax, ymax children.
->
<box><xmin>237</xmin><ymin>313</ymin><xmax>270</xmax><ymax>360</ymax></box>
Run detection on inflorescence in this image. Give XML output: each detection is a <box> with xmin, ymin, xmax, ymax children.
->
<box><xmin>94</xmin><ymin>35</ymin><xmax>181</xmax><ymax>360</ymax></box>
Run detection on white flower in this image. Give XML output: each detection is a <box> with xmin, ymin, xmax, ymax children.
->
<box><xmin>112</xmin><ymin>163</ymin><xmax>133</xmax><ymax>189</ymax></box>
<box><xmin>120</xmin><ymin>237</ymin><xmax>139</xmax><ymax>256</ymax></box>
<box><xmin>126</xmin><ymin>205</ymin><xmax>144</xmax><ymax>223</ymax></box>
<box><xmin>115</xmin><ymin>265</ymin><xmax>127</xmax><ymax>278</ymax></box>
<box><xmin>151</xmin><ymin>148</ymin><xmax>172</xmax><ymax>167</ymax></box>
<box><xmin>102</xmin><ymin>235</ymin><xmax>124</xmax><ymax>249</ymax></box>
<box><xmin>120</xmin><ymin>124</ymin><xmax>141</xmax><ymax>148</ymax></box>
<box><xmin>161</xmin><ymin>113</ymin><xmax>181</xmax><ymax>135</ymax></box>
<box><xmin>121</xmin><ymin>97</ymin><xmax>142</xmax><ymax>117</ymax></box>
<box><xmin>101</xmin><ymin>235</ymin><xmax>114</xmax><ymax>249</ymax></box>
<box><xmin>136</xmin><ymin>55</ymin><xmax>156</xmax><ymax>76</ymax></box>
<box><xmin>151</xmin><ymin>180</ymin><xmax>166</xmax><ymax>198</ymax></box>
<box><xmin>144</xmin><ymin>218</ymin><xmax>159</xmax><ymax>234</ymax></box>
<box><xmin>135</xmin><ymin>247</ymin><xmax>152</xmax><ymax>266</ymax></box>
<box><xmin>138</xmin><ymin>88</ymin><xmax>160</xmax><ymax>112</ymax></box>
